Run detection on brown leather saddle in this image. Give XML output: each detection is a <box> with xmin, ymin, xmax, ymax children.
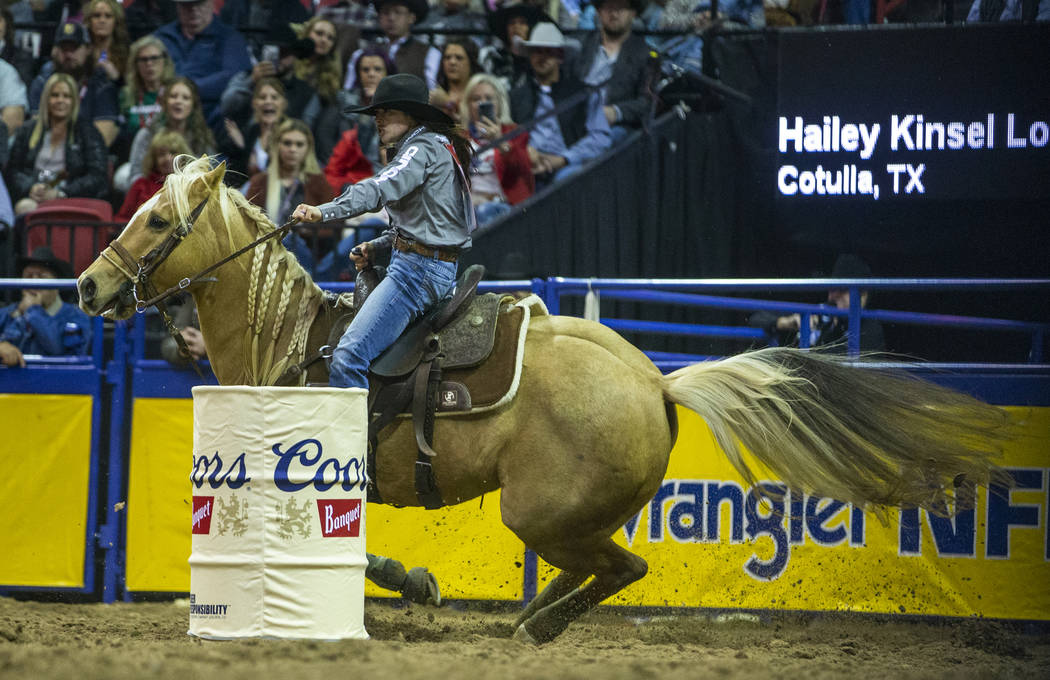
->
<box><xmin>324</xmin><ymin>264</ymin><xmax>525</xmax><ymax>509</ymax></box>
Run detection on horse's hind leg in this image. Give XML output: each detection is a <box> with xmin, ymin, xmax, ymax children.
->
<box><xmin>513</xmin><ymin>539</ymin><xmax>648</xmax><ymax>645</ymax></box>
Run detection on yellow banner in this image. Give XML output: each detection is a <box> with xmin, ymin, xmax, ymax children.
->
<box><xmin>126</xmin><ymin>399</ymin><xmax>524</xmax><ymax>599</ymax></box>
<box><xmin>546</xmin><ymin>406</ymin><xmax>1049</xmax><ymax>619</ymax></box>
<box><xmin>0</xmin><ymin>394</ymin><xmax>92</xmax><ymax>587</ymax></box>
<box><xmin>127</xmin><ymin>398</ymin><xmax>1048</xmax><ymax>619</ymax></box>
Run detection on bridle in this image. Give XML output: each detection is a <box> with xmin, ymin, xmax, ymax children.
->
<box><xmin>101</xmin><ymin>193</ymin><xmax>298</xmax><ymax>377</ymax></box>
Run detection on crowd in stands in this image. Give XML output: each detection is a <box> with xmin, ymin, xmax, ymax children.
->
<box><xmin>0</xmin><ymin>0</ymin><xmax>1041</xmax><ymax>363</ymax></box>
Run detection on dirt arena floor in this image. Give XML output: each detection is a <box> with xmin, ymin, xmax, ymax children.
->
<box><xmin>0</xmin><ymin>596</ymin><xmax>1047</xmax><ymax>680</ymax></box>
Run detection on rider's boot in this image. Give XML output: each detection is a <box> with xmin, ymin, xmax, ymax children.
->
<box><xmin>365</xmin><ymin>553</ymin><xmax>442</xmax><ymax>606</ymax></box>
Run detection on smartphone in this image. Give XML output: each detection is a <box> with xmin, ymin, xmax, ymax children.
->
<box><xmin>478</xmin><ymin>101</ymin><xmax>495</xmax><ymax>122</ymax></box>
<box><xmin>261</xmin><ymin>44</ymin><xmax>280</xmax><ymax>68</ymax></box>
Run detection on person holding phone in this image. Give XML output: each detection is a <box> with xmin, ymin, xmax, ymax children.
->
<box><xmin>460</xmin><ymin>73</ymin><xmax>533</xmax><ymax>224</ymax></box>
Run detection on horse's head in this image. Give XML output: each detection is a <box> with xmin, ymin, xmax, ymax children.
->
<box><xmin>78</xmin><ymin>156</ymin><xmax>227</xmax><ymax>319</ymax></box>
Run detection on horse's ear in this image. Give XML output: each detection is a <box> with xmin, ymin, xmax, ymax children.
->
<box><xmin>202</xmin><ymin>160</ymin><xmax>227</xmax><ymax>193</ymax></box>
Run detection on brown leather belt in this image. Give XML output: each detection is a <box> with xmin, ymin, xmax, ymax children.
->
<box><xmin>393</xmin><ymin>234</ymin><xmax>459</xmax><ymax>263</ymax></box>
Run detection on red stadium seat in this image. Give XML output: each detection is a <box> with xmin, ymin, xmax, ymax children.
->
<box><xmin>23</xmin><ymin>199</ymin><xmax>120</xmax><ymax>277</ymax></box>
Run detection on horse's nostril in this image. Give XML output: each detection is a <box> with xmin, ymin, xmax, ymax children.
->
<box><xmin>80</xmin><ymin>277</ymin><xmax>96</xmax><ymax>303</ymax></box>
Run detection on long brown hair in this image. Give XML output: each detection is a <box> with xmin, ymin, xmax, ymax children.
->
<box><xmin>86</xmin><ymin>0</ymin><xmax>129</xmax><ymax>75</ymax></box>
<box><xmin>422</xmin><ymin>119</ymin><xmax>472</xmax><ymax>188</ymax></box>
<box><xmin>292</xmin><ymin>17</ymin><xmax>343</xmax><ymax>102</ymax></box>
<box><xmin>156</xmin><ymin>76</ymin><xmax>216</xmax><ymax>154</ymax></box>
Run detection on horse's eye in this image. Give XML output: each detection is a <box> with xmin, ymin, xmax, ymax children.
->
<box><xmin>147</xmin><ymin>214</ymin><xmax>168</xmax><ymax>230</ymax></box>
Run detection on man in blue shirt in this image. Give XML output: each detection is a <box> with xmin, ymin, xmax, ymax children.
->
<box><xmin>509</xmin><ymin>22</ymin><xmax>611</xmax><ymax>188</ymax></box>
<box><xmin>155</xmin><ymin>0</ymin><xmax>252</xmax><ymax>128</ymax></box>
<box><xmin>0</xmin><ymin>246</ymin><xmax>92</xmax><ymax>367</ymax></box>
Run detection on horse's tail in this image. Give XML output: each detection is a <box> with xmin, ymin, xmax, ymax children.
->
<box><xmin>660</xmin><ymin>347</ymin><xmax>1015</xmax><ymax>514</ymax></box>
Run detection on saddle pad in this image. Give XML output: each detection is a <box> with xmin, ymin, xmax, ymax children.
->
<box><xmin>384</xmin><ymin>294</ymin><xmax>547</xmax><ymax>416</ymax></box>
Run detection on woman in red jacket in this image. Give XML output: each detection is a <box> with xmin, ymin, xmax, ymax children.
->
<box><xmin>459</xmin><ymin>73</ymin><xmax>533</xmax><ymax>225</ymax></box>
<box><xmin>115</xmin><ymin>129</ymin><xmax>191</xmax><ymax>222</ymax></box>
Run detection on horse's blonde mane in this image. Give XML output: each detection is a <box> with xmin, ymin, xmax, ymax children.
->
<box><xmin>164</xmin><ymin>155</ymin><xmax>327</xmax><ymax>385</ymax></box>
<box><xmin>166</xmin><ymin>155</ymin><xmax>279</xmax><ymax>255</ymax></box>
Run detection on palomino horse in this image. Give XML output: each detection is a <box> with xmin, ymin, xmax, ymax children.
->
<box><xmin>79</xmin><ymin>158</ymin><xmax>1012</xmax><ymax>644</ymax></box>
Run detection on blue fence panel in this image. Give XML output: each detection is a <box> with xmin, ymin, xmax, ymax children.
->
<box><xmin>0</xmin><ymin>281</ymin><xmax>107</xmax><ymax>596</ymax></box>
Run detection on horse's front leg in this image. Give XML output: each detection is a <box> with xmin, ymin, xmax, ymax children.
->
<box><xmin>366</xmin><ymin>553</ymin><xmax>441</xmax><ymax>606</ymax></box>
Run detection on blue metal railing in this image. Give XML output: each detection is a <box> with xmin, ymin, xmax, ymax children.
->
<box><xmin>543</xmin><ymin>278</ymin><xmax>1050</xmax><ymax>364</ymax></box>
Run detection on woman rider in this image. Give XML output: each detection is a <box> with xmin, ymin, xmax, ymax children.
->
<box><xmin>293</xmin><ymin>73</ymin><xmax>475</xmax><ymax>389</ymax></box>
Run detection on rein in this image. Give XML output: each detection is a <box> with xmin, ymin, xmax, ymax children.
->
<box><xmin>103</xmin><ymin>191</ymin><xmax>299</xmax><ymax>377</ymax></box>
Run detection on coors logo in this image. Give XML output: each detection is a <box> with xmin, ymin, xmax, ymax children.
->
<box><xmin>317</xmin><ymin>499</ymin><xmax>362</xmax><ymax>537</ymax></box>
<box><xmin>192</xmin><ymin>496</ymin><xmax>214</xmax><ymax>534</ymax></box>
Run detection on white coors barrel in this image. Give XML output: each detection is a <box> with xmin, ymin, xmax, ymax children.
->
<box><xmin>188</xmin><ymin>386</ymin><xmax>369</xmax><ymax>640</ymax></box>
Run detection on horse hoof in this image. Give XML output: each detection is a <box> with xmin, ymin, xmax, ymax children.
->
<box><xmin>513</xmin><ymin>623</ymin><xmax>539</xmax><ymax>646</ymax></box>
<box><xmin>402</xmin><ymin>567</ymin><xmax>442</xmax><ymax>606</ymax></box>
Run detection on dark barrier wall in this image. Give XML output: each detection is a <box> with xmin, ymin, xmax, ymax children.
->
<box><xmin>464</xmin><ymin>24</ymin><xmax>1049</xmax><ymax>360</ymax></box>
<box><xmin>462</xmin><ymin>110</ymin><xmax>747</xmax><ymax>281</ymax></box>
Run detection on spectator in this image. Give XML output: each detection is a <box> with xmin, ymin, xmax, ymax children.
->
<box><xmin>416</xmin><ymin>0</ymin><xmax>489</xmax><ymax>48</ymax></box>
<box><xmin>324</xmin><ymin>50</ymin><xmax>394</xmax><ymax>197</ymax></box>
<box><xmin>28</xmin><ymin>21</ymin><xmax>121</xmax><ymax>148</ymax></box>
<box><xmin>219</xmin><ymin>0</ymin><xmax>311</xmax><ymax>57</ymax></box>
<box><xmin>344</xmin><ymin>0</ymin><xmax>441</xmax><ymax>90</ymax></box>
<box><xmin>510</xmin><ymin>22</ymin><xmax>611</xmax><ymax>187</ymax></box>
<box><xmin>247</xmin><ymin>118</ymin><xmax>333</xmax><ymax>225</ymax></box>
<box><xmin>85</xmin><ymin>0</ymin><xmax>129</xmax><ymax>84</ymax></box>
<box><xmin>480</xmin><ymin>2</ymin><xmax>549</xmax><ymax>90</ymax></box>
<box><xmin>429</xmin><ymin>37</ymin><xmax>482</xmax><ymax>124</ymax></box>
<box><xmin>0</xmin><ymin>55</ymin><xmax>28</xmax><ymax>135</ymax></box>
<box><xmin>333</xmin><ymin>48</ymin><xmax>395</xmax><ymax>172</ymax></box>
<box><xmin>0</xmin><ymin>121</ymin><xmax>14</xmax><ymax>228</ymax></box>
<box><xmin>115</xmin><ymin>129</ymin><xmax>191</xmax><ymax>222</ymax></box>
<box><xmin>119</xmin><ymin>36</ymin><xmax>174</xmax><ymax>140</ymax></box>
<box><xmin>292</xmin><ymin>16</ymin><xmax>345</xmax><ymax>163</ymax></box>
<box><xmin>246</xmin><ymin>118</ymin><xmax>334</xmax><ymax>274</ymax></box>
<box><xmin>573</xmin><ymin>0</ymin><xmax>653</xmax><ymax>141</ymax></box>
<box><xmin>8</xmin><ymin>73</ymin><xmax>109</xmax><ymax>216</ymax></box>
<box><xmin>658</xmin><ymin>0</ymin><xmax>763</xmax><ymax>75</ymax></box>
<box><xmin>160</xmin><ymin>294</ymin><xmax>206</xmax><ymax>367</ymax></box>
<box><xmin>749</xmin><ymin>254</ymin><xmax>886</xmax><ymax>353</ymax></box>
<box><xmin>967</xmin><ymin>0</ymin><xmax>1049</xmax><ymax>20</ymax></box>
<box><xmin>218</xmin><ymin>76</ymin><xmax>287</xmax><ymax>182</ymax></box>
<box><xmin>124</xmin><ymin>0</ymin><xmax>178</xmax><ymax>41</ymax></box>
<box><xmin>293</xmin><ymin>16</ymin><xmax>344</xmax><ymax>106</ymax></box>
<box><xmin>0</xmin><ymin>6</ymin><xmax>35</xmax><ymax>86</ymax></box>
<box><xmin>0</xmin><ymin>246</ymin><xmax>93</xmax><ymax>367</ymax></box>
<box><xmin>121</xmin><ymin>76</ymin><xmax>216</xmax><ymax>192</ymax></box>
<box><xmin>219</xmin><ymin>24</ymin><xmax>317</xmax><ymax>136</ymax></box>
<box><xmin>460</xmin><ymin>73</ymin><xmax>533</xmax><ymax>223</ymax></box>
<box><xmin>155</xmin><ymin>0</ymin><xmax>252</xmax><ymax>128</ymax></box>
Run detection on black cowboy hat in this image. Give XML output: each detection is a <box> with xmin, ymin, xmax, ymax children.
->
<box><xmin>487</xmin><ymin>3</ymin><xmax>552</xmax><ymax>41</ymax></box>
<box><xmin>592</xmin><ymin>0</ymin><xmax>648</xmax><ymax>14</ymax></box>
<box><xmin>831</xmin><ymin>254</ymin><xmax>873</xmax><ymax>279</ymax></box>
<box><xmin>372</xmin><ymin>0</ymin><xmax>429</xmax><ymax>24</ymax></box>
<box><xmin>17</xmin><ymin>246</ymin><xmax>73</xmax><ymax>279</ymax></box>
<box><xmin>267</xmin><ymin>23</ymin><xmax>315</xmax><ymax>60</ymax></box>
<box><xmin>344</xmin><ymin>73</ymin><xmax>453</xmax><ymax>125</ymax></box>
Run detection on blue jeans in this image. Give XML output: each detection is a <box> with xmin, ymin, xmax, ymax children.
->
<box><xmin>329</xmin><ymin>249</ymin><xmax>457</xmax><ymax>388</ymax></box>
